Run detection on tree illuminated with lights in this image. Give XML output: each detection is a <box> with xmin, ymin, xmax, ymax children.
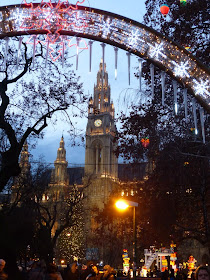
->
<box><xmin>56</xmin><ymin>200</ymin><xmax>85</xmax><ymax>263</ymax></box>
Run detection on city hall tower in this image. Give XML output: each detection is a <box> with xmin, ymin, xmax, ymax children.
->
<box><xmin>85</xmin><ymin>59</ymin><xmax>118</xmax><ymax>181</ymax></box>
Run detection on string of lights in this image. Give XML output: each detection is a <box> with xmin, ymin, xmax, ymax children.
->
<box><xmin>0</xmin><ymin>2</ymin><xmax>209</xmax><ymax>112</ymax></box>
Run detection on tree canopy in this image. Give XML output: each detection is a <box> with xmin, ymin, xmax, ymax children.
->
<box><xmin>116</xmin><ymin>0</ymin><xmax>210</xmax><ymax>252</ymax></box>
<box><xmin>0</xmin><ymin>37</ymin><xmax>87</xmax><ymax>191</ymax></box>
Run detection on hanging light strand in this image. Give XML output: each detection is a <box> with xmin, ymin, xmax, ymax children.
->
<box><xmin>192</xmin><ymin>98</ymin><xmax>198</xmax><ymax>135</ymax></box>
<box><xmin>126</xmin><ymin>52</ymin><xmax>131</xmax><ymax>85</ymax></box>
<box><xmin>17</xmin><ymin>36</ymin><xmax>23</xmax><ymax>68</ymax></box>
<box><xmin>199</xmin><ymin>106</ymin><xmax>205</xmax><ymax>144</ymax></box>
<box><xmin>89</xmin><ymin>40</ymin><xmax>93</xmax><ymax>72</ymax></box>
<box><xmin>32</xmin><ymin>35</ymin><xmax>37</xmax><ymax>68</ymax></box>
<box><xmin>4</xmin><ymin>37</ymin><xmax>9</xmax><ymax>70</ymax></box>
<box><xmin>183</xmin><ymin>89</ymin><xmax>188</xmax><ymax>120</ymax></box>
<box><xmin>138</xmin><ymin>58</ymin><xmax>143</xmax><ymax>91</ymax></box>
<box><xmin>173</xmin><ymin>80</ymin><xmax>178</xmax><ymax>115</ymax></box>
<box><xmin>45</xmin><ymin>39</ymin><xmax>50</xmax><ymax>68</ymax></box>
<box><xmin>114</xmin><ymin>47</ymin><xmax>118</xmax><ymax>80</ymax></box>
<box><xmin>62</xmin><ymin>36</ymin><xmax>65</xmax><ymax>68</ymax></box>
<box><xmin>76</xmin><ymin>37</ymin><xmax>81</xmax><ymax>71</ymax></box>
<box><xmin>161</xmin><ymin>71</ymin><xmax>166</xmax><ymax>106</ymax></box>
<box><xmin>150</xmin><ymin>64</ymin><xmax>154</xmax><ymax>98</ymax></box>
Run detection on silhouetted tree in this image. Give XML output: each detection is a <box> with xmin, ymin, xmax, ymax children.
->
<box><xmin>0</xmin><ymin>161</ymin><xmax>85</xmax><ymax>272</ymax></box>
<box><xmin>0</xmin><ymin>38</ymin><xmax>87</xmax><ymax>191</ymax></box>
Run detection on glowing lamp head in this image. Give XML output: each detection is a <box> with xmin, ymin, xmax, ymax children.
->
<box><xmin>160</xmin><ymin>4</ymin><xmax>170</xmax><ymax>16</ymax></box>
<box><xmin>115</xmin><ymin>200</ymin><xmax>129</xmax><ymax>210</ymax></box>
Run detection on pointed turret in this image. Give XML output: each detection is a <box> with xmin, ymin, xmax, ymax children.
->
<box><xmin>87</xmin><ymin>60</ymin><xmax>115</xmax><ymax>116</ymax></box>
<box><xmin>19</xmin><ymin>141</ymin><xmax>31</xmax><ymax>175</ymax></box>
<box><xmin>10</xmin><ymin>141</ymin><xmax>31</xmax><ymax>203</ymax></box>
<box><xmin>53</xmin><ymin>136</ymin><xmax>69</xmax><ymax>185</ymax></box>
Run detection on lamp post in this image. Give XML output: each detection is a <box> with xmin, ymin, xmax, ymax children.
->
<box><xmin>115</xmin><ymin>199</ymin><xmax>139</xmax><ymax>280</ymax></box>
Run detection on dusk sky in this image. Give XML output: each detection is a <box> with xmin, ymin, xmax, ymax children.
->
<box><xmin>1</xmin><ymin>0</ymin><xmax>147</xmax><ymax>166</ymax></box>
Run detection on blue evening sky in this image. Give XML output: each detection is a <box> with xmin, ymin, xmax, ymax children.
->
<box><xmin>1</xmin><ymin>0</ymin><xmax>146</xmax><ymax>166</ymax></box>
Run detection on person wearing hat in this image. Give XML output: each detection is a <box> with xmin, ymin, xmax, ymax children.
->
<box><xmin>102</xmin><ymin>265</ymin><xmax>116</xmax><ymax>280</ymax></box>
<box><xmin>80</xmin><ymin>262</ymin><xmax>95</xmax><ymax>280</ymax></box>
<box><xmin>0</xmin><ymin>259</ymin><xmax>8</xmax><ymax>280</ymax></box>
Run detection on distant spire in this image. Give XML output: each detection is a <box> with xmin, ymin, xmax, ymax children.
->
<box><xmin>55</xmin><ymin>136</ymin><xmax>66</xmax><ymax>162</ymax></box>
<box><xmin>53</xmin><ymin>136</ymin><xmax>69</xmax><ymax>185</ymax></box>
<box><xmin>19</xmin><ymin>141</ymin><xmax>31</xmax><ymax>173</ymax></box>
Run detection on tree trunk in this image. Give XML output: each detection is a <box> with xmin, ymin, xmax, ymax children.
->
<box><xmin>0</xmin><ymin>149</ymin><xmax>21</xmax><ymax>189</ymax></box>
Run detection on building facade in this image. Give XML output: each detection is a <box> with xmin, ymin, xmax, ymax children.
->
<box><xmin>84</xmin><ymin>60</ymin><xmax>119</xmax><ymax>210</ymax></box>
<box><xmin>85</xmin><ymin>59</ymin><xmax>118</xmax><ymax>179</ymax></box>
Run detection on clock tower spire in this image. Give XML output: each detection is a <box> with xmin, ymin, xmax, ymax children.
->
<box><xmin>84</xmin><ymin>61</ymin><xmax>119</xmax><ymax>257</ymax></box>
<box><xmin>85</xmin><ymin>59</ymin><xmax>118</xmax><ymax>179</ymax></box>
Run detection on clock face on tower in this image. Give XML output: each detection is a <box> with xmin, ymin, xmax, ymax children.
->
<box><xmin>94</xmin><ymin>119</ymin><xmax>102</xmax><ymax>127</ymax></box>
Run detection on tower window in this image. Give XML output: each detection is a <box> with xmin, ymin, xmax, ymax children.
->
<box><xmin>98</xmin><ymin>94</ymin><xmax>101</xmax><ymax>110</ymax></box>
<box><xmin>98</xmin><ymin>148</ymin><xmax>101</xmax><ymax>172</ymax></box>
<box><xmin>94</xmin><ymin>145</ymin><xmax>102</xmax><ymax>174</ymax></box>
<box><xmin>104</xmin><ymin>94</ymin><xmax>108</xmax><ymax>102</ymax></box>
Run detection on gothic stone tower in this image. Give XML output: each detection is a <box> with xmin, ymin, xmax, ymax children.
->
<box><xmin>85</xmin><ymin>59</ymin><xmax>118</xmax><ymax>179</ymax></box>
<box><xmin>50</xmin><ymin>135</ymin><xmax>69</xmax><ymax>191</ymax></box>
<box><xmin>48</xmin><ymin>136</ymin><xmax>70</xmax><ymax>236</ymax></box>
<box><xmin>84</xmin><ymin>60</ymin><xmax>119</xmax><ymax>260</ymax></box>
<box><xmin>85</xmin><ymin>60</ymin><xmax>118</xmax><ymax>209</ymax></box>
<box><xmin>11</xmin><ymin>141</ymin><xmax>31</xmax><ymax>203</ymax></box>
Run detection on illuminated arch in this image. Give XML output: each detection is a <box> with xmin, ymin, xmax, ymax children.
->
<box><xmin>0</xmin><ymin>3</ymin><xmax>209</xmax><ymax>112</ymax></box>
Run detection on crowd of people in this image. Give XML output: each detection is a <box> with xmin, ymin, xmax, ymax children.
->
<box><xmin>0</xmin><ymin>258</ymin><xmax>209</xmax><ymax>280</ymax></box>
<box><xmin>0</xmin><ymin>259</ymin><xmax>117</xmax><ymax>280</ymax></box>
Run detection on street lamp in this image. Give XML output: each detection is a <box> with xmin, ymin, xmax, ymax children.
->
<box><xmin>115</xmin><ymin>199</ymin><xmax>139</xmax><ymax>280</ymax></box>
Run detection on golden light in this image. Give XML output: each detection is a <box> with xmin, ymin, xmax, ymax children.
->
<box><xmin>115</xmin><ymin>200</ymin><xmax>129</xmax><ymax>210</ymax></box>
<box><xmin>115</xmin><ymin>198</ymin><xmax>138</xmax><ymax>280</ymax></box>
<box><xmin>61</xmin><ymin>259</ymin><xmax>65</xmax><ymax>264</ymax></box>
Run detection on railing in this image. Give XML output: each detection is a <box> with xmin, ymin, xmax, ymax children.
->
<box><xmin>144</xmin><ymin>248</ymin><xmax>173</xmax><ymax>254</ymax></box>
<box><xmin>145</xmin><ymin>252</ymin><xmax>158</xmax><ymax>269</ymax></box>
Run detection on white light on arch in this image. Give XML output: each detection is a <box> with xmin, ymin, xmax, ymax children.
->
<box><xmin>128</xmin><ymin>29</ymin><xmax>144</xmax><ymax>48</ymax></box>
<box><xmin>193</xmin><ymin>79</ymin><xmax>210</xmax><ymax>98</ymax></box>
<box><xmin>148</xmin><ymin>42</ymin><xmax>166</xmax><ymax>60</ymax></box>
<box><xmin>173</xmin><ymin>61</ymin><xmax>190</xmax><ymax>78</ymax></box>
<box><xmin>102</xmin><ymin>18</ymin><xmax>112</xmax><ymax>37</ymax></box>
